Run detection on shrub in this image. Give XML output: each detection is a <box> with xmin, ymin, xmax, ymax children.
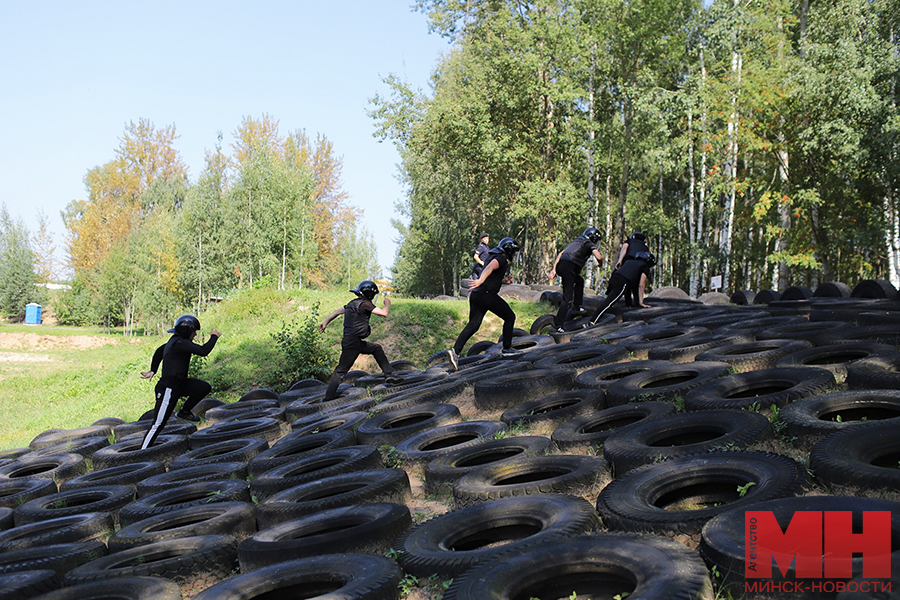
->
<box><xmin>270</xmin><ymin>301</ymin><xmax>335</xmax><ymax>387</ymax></box>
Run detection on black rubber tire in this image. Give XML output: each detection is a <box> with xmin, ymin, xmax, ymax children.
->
<box><xmin>0</xmin><ymin>541</ymin><xmax>108</xmax><ymax>578</ymax></box>
<box><xmin>813</xmin><ymin>281</ymin><xmax>852</xmax><ymax>298</ymax></box>
<box><xmin>191</xmin><ymin>553</ymin><xmax>403</xmax><ymax>600</ymax></box>
<box><xmin>237</xmin><ymin>503</ymin><xmax>411</xmax><ymax>571</ymax></box>
<box><xmin>780</xmin><ymin>285</ymin><xmax>814</xmax><ymax>301</ymax></box>
<box><xmin>91</xmin><ymin>435</ymin><xmax>189</xmax><ymax>470</ymax></box>
<box><xmin>423</xmin><ymin>436</ymin><xmax>552</xmax><ymax>496</ymax></box>
<box><xmin>452</xmin><ymin>454</ymin><xmax>608</xmax><ymax>508</ymax></box>
<box><xmin>112</xmin><ymin>420</ymin><xmax>196</xmax><ymax>441</ymax></box>
<box><xmin>619</xmin><ymin>326</ymin><xmax>713</xmax><ymax>360</ymax></box>
<box><xmin>775</xmin><ymin>341</ymin><xmax>897</xmax><ymax>384</ymax></box>
<box><xmin>394</xmin><ymin>421</ymin><xmax>507</xmax><ymax>465</ymax></box>
<box><xmin>809</xmin><ymin>421</ymin><xmax>900</xmax><ymax>491</ymax></box>
<box><xmin>852</xmin><ymin>278</ymin><xmax>898</xmax><ymax>299</ymax></box>
<box><xmin>63</xmin><ymin>534</ymin><xmax>238</xmax><ymax>593</ymax></box>
<box><xmin>367</xmin><ymin>379</ymin><xmax>467</xmax><ymax>414</ymax></box>
<box><xmin>59</xmin><ymin>462</ymin><xmax>165</xmax><ymax>493</ymax></box>
<box><xmin>532</xmin><ymin>345</ymin><xmax>628</xmax><ymax>372</ymax></box>
<box><xmin>205</xmin><ymin>399</ymin><xmax>280</xmax><ymax>424</ymax></box>
<box><xmin>188</xmin><ymin>418</ymin><xmax>286</xmax><ymax>448</ymax></box>
<box><xmin>192</xmin><ymin>397</ymin><xmax>226</xmax><ymax>417</ymax></box>
<box><xmin>604</xmin><ymin>361</ymin><xmax>731</xmax><ymax>407</ymax></box>
<box><xmin>249</xmin><ymin>445</ymin><xmax>382</xmax><ymax>501</ymax></box>
<box><xmin>0</xmin><ymin>569</ymin><xmax>62</xmax><ymax>600</ymax></box>
<box><xmin>846</xmin><ymin>354</ymin><xmax>900</xmax><ymax>390</ymax></box>
<box><xmin>246</xmin><ymin>429</ymin><xmax>356</xmax><ymax>478</ymax></box>
<box><xmin>117</xmin><ymin>480</ymin><xmax>251</xmax><ymax>527</ymax></box>
<box><xmin>289</xmin><ymin>411</ymin><xmax>368</xmax><ymax>438</ymax></box>
<box><xmin>0</xmin><ymin>448</ymin><xmax>33</xmax><ymax>461</ymax></box>
<box><xmin>356</xmin><ymin>403</ymin><xmax>461</xmax><ymax>447</ymax></box>
<box><xmin>168</xmin><ymin>438</ymin><xmax>269</xmax><ymax>470</ymax></box>
<box><xmin>597</xmin><ymin>451</ymin><xmax>806</xmax><ymax>543</ymax></box>
<box><xmin>108</xmin><ymin>501</ymin><xmax>257</xmax><ymax>551</ymax></box>
<box><xmin>647</xmin><ymin>333</ymin><xmax>753</xmax><ymax>363</ymax></box>
<box><xmin>700</xmin><ymin>495</ymin><xmax>900</xmax><ymax>595</ymax></box>
<box><xmin>753</xmin><ymin>289</ymin><xmax>781</xmax><ymax>304</ymax></box>
<box><xmin>27</xmin><ymin>437</ymin><xmax>111</xmax><ymax>460</ymax></box>
<box><xmin>0</xmin><ymin>478</ymin><xmax>57</xmax><ymax>509</ymax></box>
<box><xmin>19</xmin><ymin>575</ymin><xmax>182</xmax><ymax>599</ymax></box>
<box><xmin>136</xmin><ymin>462</ymin><xmax>248</xmax><ymax>498</ymax></box>
<box><xmin>466</xmin><ymin>339</ymin><xmax>499</xmax><ymax>356</ymax></box>
<box><xmin>683</xmin><ymin>366</ymin><xmax>836</xmax><ymax>411</ymax></box>
<box><xmin>574</xmin><ymin>360</ymin><xmax>672</xmax><ymax>391</ymax></box>
<box><xmin>695</xmin><ymin>339</ymin><xmax>813</xmax><ymax>372</ymax></box>
<box><xmin>255</xmin><ymin>469</ymin><xmax>411</xmax><ymax>529</ymax></box>
<box><xmin>779</xmin><ymin>390</ymin><xmax>900</xmax><ymax>449</ymax></box>
<box><xmin>0</xmin><ymin>512</ymin><xmax>114</xmax><ymax>553</ymax></box>
<box><xmin>13</xmin><ymin>485</ymin><xmax>134</xmax><ymax>527</ymax></box>
<box><xmin>603</xmin><ymin>409</ymin><xmax>773</xmax><ymax>475</ymax></box>
<box><xmin>0</xmin><ymin>454</ymin><xmax>87</xmax><ymax>487</ymax></box>
<box><xmin>368</xmin><ymin>371</ymin><xmax>449</xmax><ymax>396</ymax></box>
<box><xmin>29</xmin><ymin>426</ymin><xmax>113</xmax><ymax>451</ymax></box>
<box><xmin>529</xmin><ymin>314</ymin><xmax>556</xmax><ymax>335</ymax></box>
<box><xmin>731</xmin><ymin>290</ymin><xmax>756</xmax><ymax>305</ymax></box>
<box><xmin>444</xmin><ymin>533</ymin><xmax>713</xmax><ymax>600</ymax></box>
<box><xmin>240</xmin><ymin>388</ymin><xmax>279</xmax><ymax>401</ymax></box>
<box><xmin>474</xmin><ymin>369</ymin><xmax>576</xmax><ymax>410</ymax></box>
<box><xmin>820</xmin><ymin>324</ymin><xmax>900</xmax><ymax>346</ymax></box>
<box><xmin>550</xmin><ymin>401</ymin><xmax>678</xmax><ymax>451</ymax></box>
<box><xmin>503</xmin><ymin>334</ymin><xmax>555</xmax><ymax>354</ymax></box>
<box><xmin>396</xmin><ymin>494</ymin><xmax>601</xmax><ymax>578</ymax></box>
<box><xmin>756</xmin><ymin>320</ymin><xmax>854</xmax><ymax>345</ymax></box>
<box><xmin>500</xmin><ymin>389</ymin><xmax>605</xmax><ymax>428</ymax></box>
<box><xmin>281</xmin><ymin>386</ymin><xmax>367</xmax><ymax>415</ymax></box>
<box><xmin>0</xmin><ymin>506</ymin><xmax>10</xmax><ymax>531</ymax></box>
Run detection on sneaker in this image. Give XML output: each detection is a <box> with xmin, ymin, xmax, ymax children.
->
<box><xmin>501</xmin><ymin>347</ymin><xmax>522</xmax><ymax>358</ymax></box>
<box><xmin>447</xmin><ymin>348</ymin><xmax>460</xmax><ymax>372</ymax></box>
<box><xmin>551</xmin><ymin>325</ymin><xmax>567</xmax><ymax>334</ymax></box>
<box><xmin>176</xmin><ymin>410</ymin><xmax>200</xmax><ymax>422</ymax></box>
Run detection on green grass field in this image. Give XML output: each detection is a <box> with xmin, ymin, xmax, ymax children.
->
<box><xmin>0</xmin><ymin>288</ymin><xmax>550</xmax><ymax>449</ymax></box>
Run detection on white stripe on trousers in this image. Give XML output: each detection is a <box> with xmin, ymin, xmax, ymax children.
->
<box><xmin>592</xmin><ymin>285</ymin><xmax>627</xmax><ymax>325</ymax></box>
<box><xmin>141</xmin><ymin>387</ymin><xmax>173</xmax><ymax>450</ymax></box>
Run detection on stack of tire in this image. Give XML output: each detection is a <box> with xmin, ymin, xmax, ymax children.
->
<box><xmin>1</xmin><ymin>284</ymin><xmax>900</xmax><ymax>599</ymax></box>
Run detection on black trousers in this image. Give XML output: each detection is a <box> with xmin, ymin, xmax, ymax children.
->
<box><xmin>141</xmin><ymin>377</ymin><xmax>211</xmax><ymax>449</ymax></box>
<box><xmin>589</xmin><ymin>272</ymin><xmax>630</xmax><ymax>324</ymax></box>
<box><xmin>554</xmin><ymin>259</ymin><xmax>585</xmax><ymax>328</ymax></box>
<box><xmin>324</xmin><ymin>337</ymin><xmax>393</xmax><ymax>400</ymax></box>
<box><xmin>454</xmin><ymin>289</ymin><xmax>516</xmax><ymax>354</ymax></box>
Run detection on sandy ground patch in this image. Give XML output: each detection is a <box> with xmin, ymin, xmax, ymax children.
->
<box><xmin>0</xmin><ymin>332</ymin><xmax>118</xmax><ymax>351</ymax></box>
<box><xmin>0</xmin><ymin>352</ymin><xmax>52</xmax><ymax>363</ymax></box>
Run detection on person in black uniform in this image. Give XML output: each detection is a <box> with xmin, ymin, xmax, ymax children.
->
<box><xmin>140</xmin><ymin>315</ymin><xmax>220</xmax><ymax>450</ymax></box>
<box><xmin>472</xmin><ymin>232</ymin><xmax>491</xmax><ymax>278</ymax></box>
<box><xmin>447</xmin><ymin>237</ymin><xmax>520</xmax><ymax>371</ymax></box>
<box><xmin>615</xmin><ymin>232</ymin><xmax>650</xmax><ymax>307</ymax></box>
<box><xmin>549</xmin><ymin>227</ymin><xmax>604</xmax><ymax>333</ymax></box>
<box><xmin>319</xmin><ymin>280</ymin><xmax>400</xmax><ymax>401</ymax></box>
<box><xmin>588</xmin><ymin>251</ymin><xmax>656</xmax><ymax>326</ymax></box>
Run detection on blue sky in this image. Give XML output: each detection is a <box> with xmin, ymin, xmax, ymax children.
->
<box><xmin>0</xmin><ymin>1</ymin><xmax>450</xmax><ymax>276</ymax></box>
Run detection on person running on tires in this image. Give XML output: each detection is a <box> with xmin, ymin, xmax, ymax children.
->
<box><xmin>472</xmin><ymin>232</ymin><xmax>491</xmax><ymax>278</ymax></box>
<box><xmin>588</xmin><ymin>252</ymin><xmax>656</xmax><ymax>326</ymax></box>
<box><xmin>320</xmin><ymin>280</ymin><xmax>400</xmax><ymax>400</ymax></box>
<box><xmin>549</xmin><ymin>227</ymin><xmax>604</xmax><ymax>333</ymax></box>
<box><xmin>447</xmin><ymin>237</ymin><xmax>521</xmax><ymax>371</ymax></box>
<box><xmin>140</xmin><ymin>315</ymin><xmax>220</xmax><ymax>449</ymax></box>
<box><xmin>615</xmin><ymin>231</ymin><xmax>650</xmax><ymax>307</ymax></box>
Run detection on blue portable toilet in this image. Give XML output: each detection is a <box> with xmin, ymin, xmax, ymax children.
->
<box><xmin>25</xmin><ymin>303</ymin><xmax>41</xmax><ymax>325</ymax></box>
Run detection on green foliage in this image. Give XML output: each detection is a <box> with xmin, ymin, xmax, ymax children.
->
<box><xmin>269</xmin><ymin>302</ymin><xmax>335</xmax><ymax>387</ymax></box>
<box><xmin>0</xmin><ymin>205</ymin><xmax>42</xmax><ymax>319</ymax></box>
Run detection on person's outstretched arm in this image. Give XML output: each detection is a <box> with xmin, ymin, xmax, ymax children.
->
<box><xmin>319</xmin><ymin>308</ymin><xmax>345</xmax><ymax>333</ymax></box>
<box><xmin>372</xmin><ymin>295</ymin><xmax>391</xmax><ymax>318</ymax></box>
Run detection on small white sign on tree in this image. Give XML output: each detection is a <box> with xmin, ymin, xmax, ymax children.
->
<box><xmin>710</xmin><ymin>275</ymin><xmax>722</xmax><ymax>291</ymax></box>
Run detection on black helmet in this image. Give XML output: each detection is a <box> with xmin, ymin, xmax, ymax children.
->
<box><xmin>635</xmin><ymin>251</ymin><xmax>656</xmax><ymax>267</ymax></box>
<box><xmin>351</xmin><ymin>280</ymin><xmax>379</xmax><ymax>301</ymax></box>
<box><xmin>583</xmin><ymin>227</ymin><xmax>601</xmax><ymax>244</ymax></box>
<box><xmin>497</xmin><ymin>237</ymin><xmax>520</xmax><ymax>259</ymax></box>
<box><xmin>630</xmin><ymin>231</ymin><xmax>646</xmax><ymax>242</ymax></box>
<box><xmin>168</xmin><ymin>314</ymin><xmax>201</xmax><ymax>338</ymax></box>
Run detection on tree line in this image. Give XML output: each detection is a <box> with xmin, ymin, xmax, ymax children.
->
<box><xmin>370</xmin><ymin>0</ymin><xmax>899</xmax><ymax>296</ymax></box>
<box><xmin>1</xmin><ymin>115</ymin><xmax>378</xmax><ymax>332</ymax></box>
